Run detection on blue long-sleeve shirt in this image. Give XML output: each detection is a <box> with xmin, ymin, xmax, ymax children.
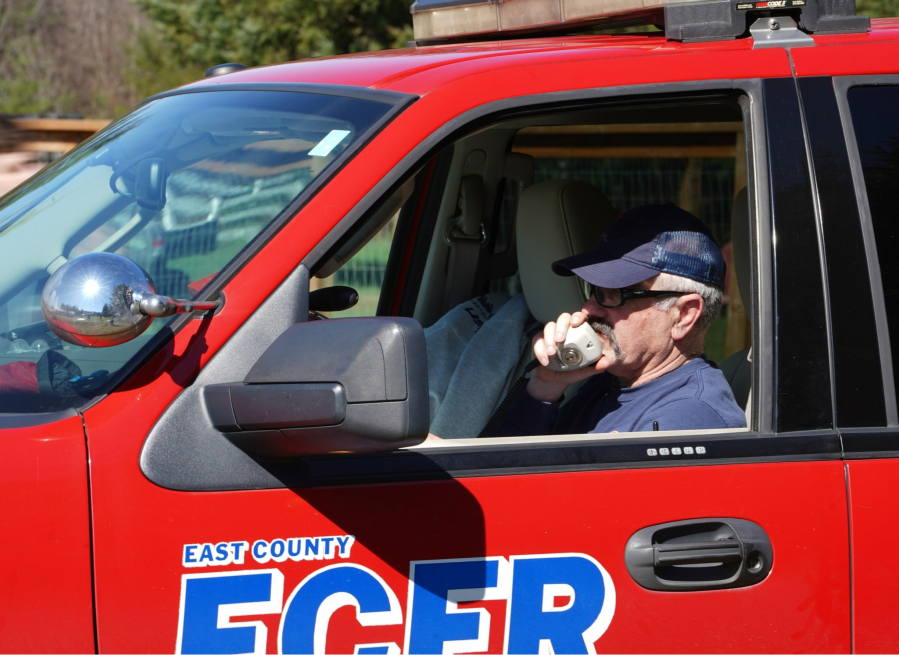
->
<box><xmin>496</xmin><ymin>357</ymin><xmax>746</xmax><ymax>436</ymax></box>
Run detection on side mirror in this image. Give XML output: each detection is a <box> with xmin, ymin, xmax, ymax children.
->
<box><xmin>41</xmin><ymin>252</ymin><xmax>220</xmax><ymax>347</ymax></box>
<box><xmin>204</xmin><ymin>317</ymin><xmax>429</xmax><ymax>456</ymax></box>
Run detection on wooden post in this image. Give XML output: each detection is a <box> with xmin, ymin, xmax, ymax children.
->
<box><xmin>677</xmin><ymin>158</ymin><xmax>703</xmax><ymax>216</ymax></box>
<box><xmin>725</xmin><ymin>129</ymin><xmax>752</xmax><ymax>358</ymax></box>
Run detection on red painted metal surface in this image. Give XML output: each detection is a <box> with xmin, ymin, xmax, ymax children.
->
<box><xmin>847</xmin><ymin>459</ymin><xmax>899</xmax><ymax>653</ymax></box>
<box><xmin>0</xmin><ymin>414</ymin><xmax>94</xmax><ymax>652</ymax></box>
<box><xmin>793</xmin><ymin>20</ymin><xmax>899</xmax><ymax>77</ymax></box>
<box><xmin>188</xmin><ymin>32</ymin><xmax>792</xmax><ymax>94</ymax></box>
<box><xmin>83</xmin><ymin>425</ymin><xmax>851</xmax><ymax>654</ymax></box>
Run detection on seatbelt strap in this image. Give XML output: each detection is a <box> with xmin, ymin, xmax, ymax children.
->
<box><xmin>443</xmin><ymin>175</ymin><xmax>487</xmax><ymax>312</ymax></box>
<box><xmin>444</xmin><ymin>239</ymin><xmax>482</xmax><ymax>312</ymax></box>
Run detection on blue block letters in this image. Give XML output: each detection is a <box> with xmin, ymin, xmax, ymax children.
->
<box><xmin>405</xmin><ymin>557</ymin><xmax>510</xmax><ymax>654</ymax></box>
<box><xmin>505</xmin><ymin>554</ymin><xmax>616</xmax><ymax>655</ymax></box>
<box><xmin>279</xmin><ymin>564</ymin><xmax>401</xmax><ymax>655</ymax></box>
<box><xmin>177</xmin><ymin>569</ymin><xmax>284</xmax><ymax>655</ymax></box>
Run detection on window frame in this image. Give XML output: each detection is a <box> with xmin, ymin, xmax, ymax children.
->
<box><xmin>329</xmin><ymin>80</ymin><xmax>774</xmax><ymax>434</ymax></box>
<box><xmin>137</xmin><ymin>78</ymin><xmax>853</xmax><ymax>493</ymax></box>
<box><xmin>832</xmin><ymin>74</ymin><xmax>899</xmax><ymax>455</ymax></box>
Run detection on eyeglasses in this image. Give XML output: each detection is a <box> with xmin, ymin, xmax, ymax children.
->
<box><xmin>581</xmin><ymin>280</ymin><xmax>690</xmax><ymax>308</ymax></box>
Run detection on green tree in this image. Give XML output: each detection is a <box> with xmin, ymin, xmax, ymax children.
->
<box><xmin>0</xmin><ymin>0</ymin><xmax>144</xmax><ymax>117</ymax></box>
<box><xmin>132</xmin><ymin>0</ymin><xmax>414</xmax><ymax>99</ymax></box>
<box><xmin>857</xmin><ymin>0</ymin><xmax>899</xmax><ymax>17</ymax></box>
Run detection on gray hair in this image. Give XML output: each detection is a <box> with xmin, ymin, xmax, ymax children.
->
<box><xmin>652</xmin><ymin>272</ymin><xmax>722</xmax><ymax>335</ymax></box>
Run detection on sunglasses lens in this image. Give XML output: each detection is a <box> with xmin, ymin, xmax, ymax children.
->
<box><xmin>580</xmin><ymin>281</ymin><xmax>623</xmax><ymax>307</ymax></box>
<box><xmin>602</xmin><ymin>288</ymin><xmax>615</xmax><ymax>306</ymax></box>
<box><xmin>596</xmin><ymin>287</ymin><xmax>621</xmax><ymax>307</ymax></box>
<box><xmin>580</xmin><ymin>278</ymin><xmax>592</xmax><ymax>302</ymax></box>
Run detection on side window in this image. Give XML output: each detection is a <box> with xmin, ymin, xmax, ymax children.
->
<box><xmin>410</xmin><ymin>102</ymin><xmax>754</xmax><ymax>442</ymax></box>
<box><xmin>847</xmin><ymin>85</ymin><xmax>899</xmax><ymax>411</ymax></box>
<box><xmin>312</xmin><ymin>219</ymin><xmax>399</xmax><ymax>317</ymax></box>
<box><xmin>311</xmin><ymin>178</ymin><xmax>415</xmax><ymax>317</ymax></box>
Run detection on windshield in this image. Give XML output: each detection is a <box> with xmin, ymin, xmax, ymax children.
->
<box><xmin>0</xmin><ymin>88</ymin><xmax>398</xmax><ymax>414</ymax></box>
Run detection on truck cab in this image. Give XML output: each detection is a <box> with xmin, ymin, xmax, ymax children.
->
<box><xmin>0</xmin><ymin>0</ymin><xmax>898</xmax><ymax>651</ymax></box>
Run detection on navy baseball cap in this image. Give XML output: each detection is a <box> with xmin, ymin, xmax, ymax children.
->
<box><xmin>552</xmin><ymin>203</ymin><xmax>726</xmax><ymax>289</ymax></box>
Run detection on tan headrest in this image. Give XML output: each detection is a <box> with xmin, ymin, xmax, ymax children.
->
<box><xmin>517</xmin><ymin>179</ymin><xmax>617</xmax><ymax>323</ymax></box>
<box><xmin>731</xmin><ymin>187</ymin><xmax>750</xmax><ymax>304</ymax></box>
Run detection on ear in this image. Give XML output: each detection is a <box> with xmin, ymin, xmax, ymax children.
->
<box><xmin>670</xmin><ymin>294</ymin><xmax>704</xmax><ymax>342</ymax></box>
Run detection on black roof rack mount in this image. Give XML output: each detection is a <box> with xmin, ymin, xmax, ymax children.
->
<box><xmin>665</xmin><ymin>0</ymin><xmax>868</xmax><ymax>42</ymax></box>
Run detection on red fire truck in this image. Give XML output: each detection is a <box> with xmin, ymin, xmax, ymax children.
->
<box><xmin>0</xmin><ymin>0</ymin><xmax>897</xmax><ymax>651</ymax></box>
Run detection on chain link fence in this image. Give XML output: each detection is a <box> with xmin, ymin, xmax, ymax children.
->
<box><xmin>322</xmin><ymin>158</ymin><xmax>738</xmax><ymax>337</ymax></box>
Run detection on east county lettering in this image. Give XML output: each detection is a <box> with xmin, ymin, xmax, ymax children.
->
<box><xmin>182</xmin><ymin>535</ymin><xmax>355</xmax><ymax>568</ymax></box>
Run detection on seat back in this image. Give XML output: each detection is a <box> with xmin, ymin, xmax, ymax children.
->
<box><xmin>517</xmin><ymin>179</ymin><xmax>617</xmax><ymax>323</ymax></box>
<box><xmin>508</xmin><ymin>179</ymin><xmax>616</xmax><ymax>391</ymax></box>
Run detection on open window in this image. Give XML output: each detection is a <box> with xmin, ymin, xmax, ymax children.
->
<box><xmin>315</xmin><ymin>91</ymin><xmax>756</xmax><ymax>445</ymax></box>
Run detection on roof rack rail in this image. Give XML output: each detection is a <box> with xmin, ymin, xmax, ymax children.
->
<box><xmin>409</xmin><ymin>0</ymin><xmax>869</xmax><ymax>44</ymax></box>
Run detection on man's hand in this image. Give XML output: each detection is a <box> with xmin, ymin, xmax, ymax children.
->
<box><xmin>527</xmin><ymin>311</ymin><xmax>608</xmax><ymax>402</ymax></box>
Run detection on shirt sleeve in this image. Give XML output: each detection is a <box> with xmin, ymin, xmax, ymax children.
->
<box><xmin>493</xmin><ymin>389</ymin><xmax>561</xmax><ymax>437</ymax></box>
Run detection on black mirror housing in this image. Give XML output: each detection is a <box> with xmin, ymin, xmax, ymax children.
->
<box><xmin>204</xmin><ymin>317</ymin><xmax>429</xmax><ymax>457</ymax></box>
<box><xmin>134</xmin><ymin>158</ymin><xmax>168</xmax><ymax>211</ymax></box>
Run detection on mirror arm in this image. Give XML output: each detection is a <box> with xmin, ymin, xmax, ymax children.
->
<box><xmin>135</xmin><ymin>294</ymin><xmax>220</xmax><ymax>318</ymax></box>
<box><xmin>42</xmin><ymin>252</ymin><xmax>224</xmax><ymax>348</ymax></box>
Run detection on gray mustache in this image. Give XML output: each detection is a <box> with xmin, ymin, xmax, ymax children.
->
<box><xmin>587</xmin><ymin>316</ymin><xmax>613</xmax><ymax>335</ymax></box>
<box><xmin>587</xmin><ymin>316</ymin><xmax>623</xmax><ymax>359</ymax></box>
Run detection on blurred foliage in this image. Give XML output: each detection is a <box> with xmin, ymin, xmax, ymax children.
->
<box><xmin>0</xmin><ymin>0</ymin><xmax>142</xmax><ymax>117</ymax></box>
<box><xmin>0</xmin><ymin>0</ymin><xmax>896</xmax><ymax>118</ymax></box>
<box><xmin>857</xmin><ymin>0</ymin><xmax>899</xmax><ymax>17</ymax></box>
<box><xmin>131</xmin><ymin>0</ymin><xmax>414</xmax><ymax>100</ymax></box>
<box><xmin>0</xmin><ymin>0</ymin><xmax>413</xmax><ymax>118</ymax></box>
<box><xmin>0</xmin><ymin>2</ymin><xmax>68</xmax><ymax>115</ymax></box>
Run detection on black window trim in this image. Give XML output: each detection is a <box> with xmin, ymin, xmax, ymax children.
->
<box><xmin>763</xmin><ymin>77</ymin><xmax>835</xmax><ymax>433</ymax></box>
<box><xmin>795</xmin><ymin>76</ymin><xmax>887</xmax><ymax>429</ymax></box>
<box><xmin>795</xmin><ymin>78</ymin><xmax>840</xmax><ymax>432</ymax></box>
<box><xmin>830</xmin><ymin>75</ymin><xmax>899</xmax><ymax>457</ymax></box>
<box><xmin>832</xmin><ymin>74</ymin><xmax>899</xmax><ymax>429</ymax></box>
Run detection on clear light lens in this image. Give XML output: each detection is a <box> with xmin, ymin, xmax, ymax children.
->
<box><xmin>412</xmin><ymin>0</ymin><xmax>715</xmax><ymax>41</ymax></box>
<box><xmin>412</xmin><ymin>3</ymin><xmax>499</xmax><ymax>40</ymax></box>
<box><xmin>501</xmin><ymin>0</ymin><xmax>562</xmax><ymax>30</ymax></box>
<box><xmin>563</xmin><ymin>0</ymin><xmax>609</xmax><ymax>19</ymax></box>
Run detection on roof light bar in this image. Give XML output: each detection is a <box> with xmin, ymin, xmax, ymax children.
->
<box><xmin>410</xmin><ymin>0</ymin><xmax>868</xmax><ymax>43</ymax></box>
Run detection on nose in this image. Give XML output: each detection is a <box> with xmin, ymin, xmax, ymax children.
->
<box><xmin>583</xmin><ymin>294</ymin><xmax>608</xmax><ymax>317</ymax></box>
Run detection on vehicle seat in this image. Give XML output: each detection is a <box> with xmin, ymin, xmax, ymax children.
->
<box><xmin>718</xmin><ymin>187</ymin><xmax>752</xmax><ymax>421</ymax></box>
<box><xmin>424</xmin><ymin>178</ymin><xmax>617</xmax><ymax>438</ymax></box>
<box><xmin>510</xmin><ymin>179</ymin><xmax>618</xmax><ymax>383</ymax></box>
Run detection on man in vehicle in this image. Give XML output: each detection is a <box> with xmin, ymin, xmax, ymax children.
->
<box><xmin>497</xmin><ymin>203</ymin><xmax>747</xmax><ymax>436</ymax></box>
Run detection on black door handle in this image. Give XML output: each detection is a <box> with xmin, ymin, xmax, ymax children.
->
<box><xmin>653</xmin><ymin>540</ymin><xmax>743</xmax><ymax>566</ymax></box>
<box><xmin>625</xmin><ymin>518</ymin><xmax>773</xmax><ymax>591</ymax></box>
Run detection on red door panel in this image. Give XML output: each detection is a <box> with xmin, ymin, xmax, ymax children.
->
<box><xmin>846</xmin><ymin>459</ymin><xmax>899</xmax><ymax>653</ymax></box>
<box><xmin>84</xmin><ymin>404</ymin><xmax>849</xmax><ymax>655</ymax></box>
<box><xmin>0</xmin><ymin>414</ymin><xmax>94</xmax><ymax>652</ymax></box>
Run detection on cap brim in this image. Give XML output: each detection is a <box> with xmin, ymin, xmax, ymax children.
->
<box><xmin>553</xmin><ymin>253</ymin><xmax>660</xmax><ymax>288</ymax></box>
